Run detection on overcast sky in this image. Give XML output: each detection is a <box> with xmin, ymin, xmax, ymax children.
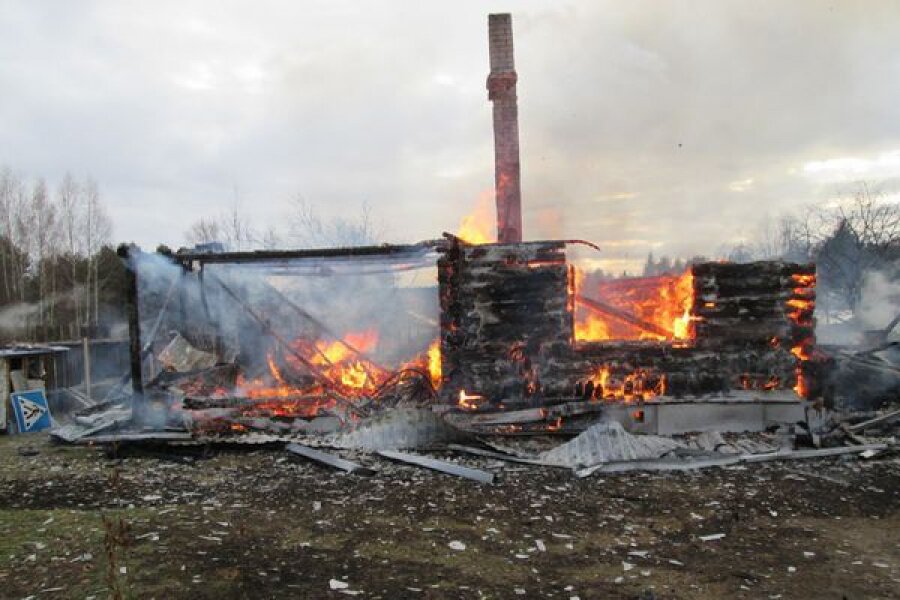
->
<box><xmin>2</xmin><ymin>0</ymin><xmax>899</xmax><ymax>272</ymax></box>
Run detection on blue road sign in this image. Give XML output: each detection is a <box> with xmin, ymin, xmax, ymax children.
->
<box><xmin>11</xmin><ymin>390</ymin><xmax>52</xmax><ymax>433</ymax></box>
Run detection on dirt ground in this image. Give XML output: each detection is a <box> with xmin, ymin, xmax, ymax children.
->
<box><xmin>0</xmin><ymin>433</ymin><xmax>897</xmax><ymax>599</ymax></box>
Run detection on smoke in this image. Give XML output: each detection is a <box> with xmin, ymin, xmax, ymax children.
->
<box><xmin>856</xmin><ymin>270</ymin><xmax>900</xmax><ymax>332</ymax></box>
<box><xmin>815</xmin><ymin>268</ymin><xmax>900</xmax><ymax>346</ymax></box>
<box><xmin>130</xmin><ymin>247</ymin><xmax>441</xmax><ymax>386</ymax></box>
<box><xmin>0</xmin><ymin>286</ymin><xmax>85</xmax><ymax>338</ymax></box>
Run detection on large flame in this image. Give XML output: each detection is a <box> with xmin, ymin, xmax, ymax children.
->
<box><xmin>787</xmin><ymin>272</ymin><xmax>816</xmax><ymax>397</ymax></box>
<box><xmin>234</xmin><ymin>329</ymin><xmax>387</xmax><ymax>409</ymax></box>
<box><xmin>574</xmin><ymin>268</ymin><xmax>696</xmax><ymax>342</ymax></box>
<box><xmin>311</xmin><ymin>329</ymin><xmax>379</xmax><ymax>367</ymax></box>
<box><xmin>457</xmin><ymin>191</ymin><xmax>494</xmax><ymax>245</ymax></box>
<box><xmin>219</xmin><ymin>329</ymin><xmax>444</xmax><ymax>429</ymax></box>
<box><xmin>427</xmin><ymin>339</ymin><xmax>442</xmax><ymax>388</ymax></box>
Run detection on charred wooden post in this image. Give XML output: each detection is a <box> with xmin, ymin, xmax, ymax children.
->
<box><xmin>437</xmin><ymin>236</ymin><xmax>463</xmax><ymax>391</ymax></box>
<box><xmin>117</xmin><ymin>243</ymin><xmax>144</xmax><ymax>398</ymax></box>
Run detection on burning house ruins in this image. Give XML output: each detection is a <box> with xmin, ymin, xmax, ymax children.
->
<box><xmin>48</xmin><ymin>14</ymin><xmax>896</xmax><ymax>477</ymax></box>
<box><xmin>101</xmin><ymin>226</ymin><xmax>815</xmax><ymax>445</ymax></box>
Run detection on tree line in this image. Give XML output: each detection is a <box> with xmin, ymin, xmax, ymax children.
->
<box><xmin>641</xmin><ymin>184</ymin><xmax>900</xmax><ymax>319</ymax></box>
<box><xmin>0</xmin><ymin>167</ymin><xmax>125</xmax><ymax>343</ymax></box>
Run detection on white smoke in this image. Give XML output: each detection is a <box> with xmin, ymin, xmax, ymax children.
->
<box><xmin>857</xmin><ymin>270</ymin><xmax>900</xmax><ymax>334</ymax></box>
<box><xmin>0</xmin><ymin>286</ymin><xmax>85</xmax><ymax>337</ymax></box>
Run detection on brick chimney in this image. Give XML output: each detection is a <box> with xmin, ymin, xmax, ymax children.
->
<box><xmin>487</xmin><ymin>13</ymin><xmax>523</xmax><ymax>243</ymax></box>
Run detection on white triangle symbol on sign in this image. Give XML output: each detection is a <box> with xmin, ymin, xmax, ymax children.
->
<box><xmin>18</xmin><ymin>397</ymin><xmax>47</xmax><ymax>431</ymax></box>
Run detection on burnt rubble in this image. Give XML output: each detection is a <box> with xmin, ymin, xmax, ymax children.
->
<box><xmin>45</xmin><ymin>238</ymin><xmax>899</xmax><ymax>482</ymax></box>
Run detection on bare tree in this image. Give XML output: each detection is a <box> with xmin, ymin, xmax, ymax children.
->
<box><xmin>0</xmin><ymin>168</ymin><xmax>29</xmax><ymax>304</ymax></box>
<box><xmin>221</xmin><ymin>201</ymin><xmax>256</xmax><ymax>251</ymax></box>
<box><xmin>288</xmin><ymin>197</ymin><xmax>380</xmax><ymax>248</ymax></box>
<box><xmin>184</xmin><ymin>198</ymin><xmax>259</xmax><ymax>251</ymax></box>
<box><xmin>29</xmin><ymin>178</ymin><xmax>60</xmax><ymax>334</ymax></box>
<box><xmin>756</xmin><ymin>183</ymin><xmax>900</xmax><ymax>314</ymax></box>
<box><xmin>258</xmin><ymin>225</ymin><xmax>281</xmax><ymax>250</ymax></box>
<box><xmin>83</xmin><ymin>177</ymin><xmax>113</xmax><ymax>328</ymax></box>
<box><xmin>57</xmin><ymin>173</ymin><xmax>83</xmax><ymax>332</ymax></box>
<box><xmin>813</xmin><ymin>184</ymin><xmax>900</xmax><ymax>312</ymax></box>
<box><xmin>185</xmin><ymin>217</ymin><xmax>223</xmax><ymax>246</ymax></box>
<box><xmin>0</xmin><ymin>167</ymin><xmax>116</xmax><ymax>341</ymax></box>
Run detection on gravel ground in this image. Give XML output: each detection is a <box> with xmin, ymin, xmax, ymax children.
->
<box><xmin>0</xmin><ymin>433</ymin><xmax>898</xmax><ymax>599</ymax></box>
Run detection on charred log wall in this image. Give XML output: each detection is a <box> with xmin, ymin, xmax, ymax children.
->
<box><xmin>564</xmin><ymin>262</ymin><xmax>816</xmax><ymax>398</ymax></box>
<box><xmin>439</xmin><ymin>241</ymin><xmax>816</xmax><ymax>404</ymax></box>
<box><xmin>438</xmin><ymin>240</ymin><xmax>571</xmax><ymax>404</ymax></box>
<box><xmin>692</xmin><ymin>261</ymin><xmax>816</xmax><ymax>351</ymax></box>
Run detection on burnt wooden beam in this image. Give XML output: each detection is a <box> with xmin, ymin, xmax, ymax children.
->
<box><xmin>117</xmin><ymin>244</ymin><xmax>144</xmax><ymax>397</ymax></box>
<box><xmin>576</xmin><ymin>295</ymin><xmax>674</xmax><ymax>339</ymax></box>
<box><xmin>175</xmin><ymin>240</ymin><xmax>443</xmax><ymax>266</ymax></box>
<box><xmin>182</xmin><ymin>394</ymin><xmax>328</xmax><ymax>410</ymax></box>
<box><xmin>262</xmin><ymin>281</ymin><xmax>390</xmax><ymax>376</ymax></box>
<box><xmin>205</xmin><ymin>272</ymin><xmax>339</xmax><ymax>389</ymax></box>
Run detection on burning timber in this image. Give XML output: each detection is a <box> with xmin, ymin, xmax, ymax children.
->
<box><xmin>50</xmin><ymin>235</ymin><xmax>832</xmax><ymax>452</ymax></box>
<box><xmin>436</xmin><ymin>237</ymin><xmax>815</xmax><ymax>433</ymax></box>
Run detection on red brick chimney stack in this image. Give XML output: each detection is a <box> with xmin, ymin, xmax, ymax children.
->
<box><xmin>487</xmin><ymin>13</ymin><xmax>523</xmax><ymax>243</ymax></box>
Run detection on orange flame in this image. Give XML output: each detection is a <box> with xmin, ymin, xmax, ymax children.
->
<box><xmin>574</xmin><ymin>268</ymin><xmax>696</xmax><ymax>342</ymax></box>
<box><xmin>427</xmin><ymin>339</ymin><xmax>442</xmax><ymax>388</ymax></box>
<box><xmin>311</xmin><ymin>329</ymin><xmax>379</xmax><ymax>366</ymax></box>
<box><xmin>587</xmin><ymin>365</ymin><xmax>665</xmax><ymax>403</ymax></box>
<box><xmin>457</xmin><ymin>191</ymin><xmax>494</xmax><ymax>245</ymax></box>
<box><xmin>787</xmin><ymin>272</ymin><xmax>816</xmax><ymax>398</ymax></box>
<box><xmin>458</xmin><ymin>389</ymin><xmax>485</xmax><ymax>411</ymax></box>
<box><xmin>235</xmin><ymin>329</ymin><xmax>386</xmax><ymax>409</ymax></box>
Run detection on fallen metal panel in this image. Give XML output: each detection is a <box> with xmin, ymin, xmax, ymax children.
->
<box><xmin>603</xmin><ymin>400</ymin><xmax>807</xmax><ymax>435</ymax></box>
<box><xmin>50</xmin><ymin>412</ymin><xmax>132</xmax><ymax>443</ymax></box>
<box><xmin>331</xmin><ymin>409</ymin><xmax>461</xmax><ymax>451</ymax></box>
<box><xmin>576</xmin><ymin>456</ymin><xmax>742</xmax><ymax>477</ymax></box>
<box><xmin>77</xmin><ymin>431</ymin><xmax>195</xmax><ymax>444</ymax></box>
<box><xmin>286</xmin><ymin>443</ymin><xmax>375</xmax><ymax>475</ymax></box>
<box><xmin>447</xmin><ymin>444</ymin><xmax>566</xmax><ymax>467</ymax></box>
<box><xmin>740</xmin><ymin>443</ymin><xmax>888</xmax><ymax>463</ymax></box>
<box><xmin>576</xmin><ymin>443</ymin><xmax>890</xmax><ymax>477</ymax></box>
<box><xmin>540</xmin><ymin>420</ymin><xmax>682</xmax><ymax>468</ymax></box>
<box><xmin>377</xmin><ymin>450</ymin><xmax>494</xmax><ymax>484</ymax></box>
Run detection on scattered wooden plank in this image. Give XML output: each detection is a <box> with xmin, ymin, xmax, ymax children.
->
<box><xmin>286</xmin><ymin>443</ymin><xmax>375</xmax><ymax>475</ymax></box>
<box><xmin>377</xmin><ymin>450</ymin><xmax>494</xmax><ymax>484</ymax></box>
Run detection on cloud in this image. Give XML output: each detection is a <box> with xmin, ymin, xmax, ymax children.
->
<box><xmin>803</xmin><ymin>150</ymin><xmax>900</xmax><ymax>184</ymax></box>
<box><xmin>728</xmin><ymin>178</ymin><xmax>755</xmax><ymax>193</ymax></box>
<box><xmin>0</xmin><ymin>0</ymin><xmax>898</xmax><ymax>266</ymax></box>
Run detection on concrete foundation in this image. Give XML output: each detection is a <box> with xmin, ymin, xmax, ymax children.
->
<box><xmin>604</xmin><ymin>392</ymin><xmax>809</xmax><ymax>435</ymax></box>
